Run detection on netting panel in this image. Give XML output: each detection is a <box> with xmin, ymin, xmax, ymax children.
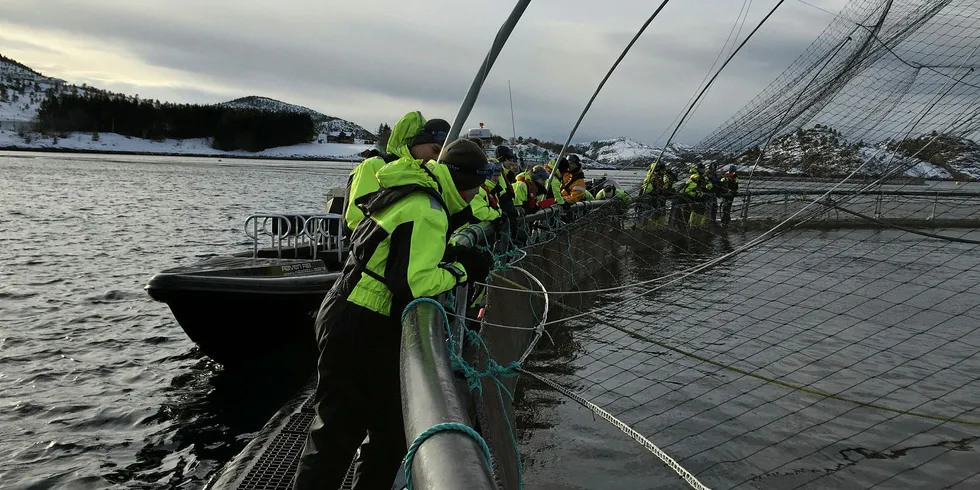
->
<box><xmin>482</xmin><ymin>2</ymin><xmax>980</xmax><ymax>488</ymax></box>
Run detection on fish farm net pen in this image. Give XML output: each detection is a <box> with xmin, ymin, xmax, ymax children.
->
<box><xmin>430</xmin><ymin>1</ymin><xmax>980</xmax><ymax>489</ymax></box>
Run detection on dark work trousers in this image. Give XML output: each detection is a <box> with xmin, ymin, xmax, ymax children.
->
<box><xmin>721</xmin><ymin>196</ymin><xmax>735</xmax><ymax>224</ymax></box>
<box><xmin>293</xmin><ymin>292</ymin><xmax>405</xmax><ymax>490</ymax></box>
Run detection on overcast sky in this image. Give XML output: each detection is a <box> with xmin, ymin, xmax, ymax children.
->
<box><xmin>1</xmin><ymin>0</ymin><xmax>850</xmax><ymax>144</ymax></box>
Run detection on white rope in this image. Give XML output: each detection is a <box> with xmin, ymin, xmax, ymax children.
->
<box><xmin>512</xmin><ymin>266</ymin><xmax>550</xmax><ymax>365</ymax></box>
<box><xmin>519</xmin><ymin>369</ymin><xmax>711</xmax><ymax>490</ymax></box>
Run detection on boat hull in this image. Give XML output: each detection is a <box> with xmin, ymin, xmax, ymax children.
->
<box><xmin>147</xmin><ymin>256</ymin><xmax>342</xmax><ymax>369</ymax></box>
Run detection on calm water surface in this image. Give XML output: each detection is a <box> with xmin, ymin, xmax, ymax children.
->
<box><xmin>2</xmin><ymin>151</ymin><xmax>978</xmax><ymax>489</ymax></box>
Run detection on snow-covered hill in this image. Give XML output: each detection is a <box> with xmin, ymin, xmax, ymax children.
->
<box><xmin>0</xmin><ymin>54</ymin><xmax>82</xmax><ymax>127</ymax></box>
<box><xmin>219</xmin><ymin>96</ymin><xmax>374</xmax><ymax>143</ymax></box>
<box><xmin>733</xmin><ymin>125</ymin><xmax>974</xmax><ymax>179</ymax></box>
<box><xmin>0</xmin><ymin>54</ymin><xmax>374</xmax><ymax>159</ymax></box>
<box><xmin>0</xmin><ymin>130</ymin><xmax>370</xmax><ymax>160</ymax></box>
<box><xmin>574</xmin><ymin>137</ymin><xmax>680</xmax><ymax>168</ymax></box>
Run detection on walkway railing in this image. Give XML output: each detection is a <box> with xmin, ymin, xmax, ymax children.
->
<box><xmin>632</xmin><ymin>189</ymin><xmax>980</xmax><ymax>230</ymax></box>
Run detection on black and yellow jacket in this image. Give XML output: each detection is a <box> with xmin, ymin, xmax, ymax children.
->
<box><xmin>338</xmin><ymin>159</ymin><xmax>469</xmax><ymax>317</ymax></box>
<box><xmin>344</xmin><ymin>111</ymin><xmax>425</xmax><ymax>231</ymax></box>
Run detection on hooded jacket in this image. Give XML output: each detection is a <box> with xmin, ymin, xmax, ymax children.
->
<box><xmin>338</xmin><ymin>158</ymin><xmax>470</xmax><ymax>317</ymax></box>
<box><xmin>344</xmin><ymin>111</ymin><xmax>425</xmax><ymax>231</ymax></box>
<box><xmin>682</xmin><ymin>170</ymin><xmax>713</xmax><ymax>198</ymax></box>
<box><xmin>596</xmin><ymin>187</ymin><xmax>632</xmax><ymax>201</ymax></box>
<box><xmin>560</xmin><ymin>170</ymin><xmax>587</xmax><ymax>203</ymax></box>
<box><xmin>468</xmin><ymin>180</ymin><xmax>504</xmax><ymax>224</ymax></box>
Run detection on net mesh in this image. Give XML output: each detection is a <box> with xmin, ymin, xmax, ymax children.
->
<box><xmin>470</xmin><ymin>0</ymin><xmax>980</xmax><ymax>488</ymax></box>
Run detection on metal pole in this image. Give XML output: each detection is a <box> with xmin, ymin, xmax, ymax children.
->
<box><xmin>508</xmin><ymin>80</ymin><xmax>517</xmax><ymax>144</ymax></box>
<box><xmin>546</xmin><ymin>0</ymin><xmax>673</xmax><ymax>185</ymax></box>
<box><xmin>439</xmin><ymin>0</ymin><xmax>533</xmax><ymax>159</ymax></box>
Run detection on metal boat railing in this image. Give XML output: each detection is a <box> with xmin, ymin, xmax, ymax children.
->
<box><xmin>243</xmin><ymin>213</ymin><xmax>345</xmax><ymax>260</ymax></box>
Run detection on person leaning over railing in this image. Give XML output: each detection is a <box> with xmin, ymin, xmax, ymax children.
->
<box><xmin>560</xmin><ymin>154</ymin><xmax>589</xmax><ymax>204</ymax></box>
<box><xmin>343</xmin><ymin>111</ymin><xmax>450</xmax><ymax>233</ymax></box>
<box><xmin>293</xmin><ymin>139</ymin><xmax>494</xmax><ymax>490</ymax></box>
<box><xmin>513</xmin><ymin>168</ymin><xmax>537</xmax><ymax>213</ymax></box>
<box><xmin>720</xmin><ymin>165</ymin><xmax>739</xmax><ymax>225</ymax></box>
<box><xmin>542</xmin><ymin>158</ymin><xmax>568</xmax><ymax>207</ymax></box>
<box><xmin>681</xmin><ymin>163</ymin><xmax>713</xmax><ymax>226</ymax></box>
<box><xmin>535</xmin><ymin>165</ymin><xmax>565</xmax><ymax>208</ymax></box>
<box><xmin>595</xmin><ymin>182</ymin><xmax>632</xmax><ymax>202</ymax></box>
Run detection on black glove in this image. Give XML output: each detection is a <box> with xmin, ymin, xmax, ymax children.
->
<box><xmin>498</xmin><ymin>193</ymin><xmax>519</xmax><ymax>218</ymax></box>
<box><xmin>452</xmin><ymin>246</ymin><xmax>492</xmax><ymax>283</ymax></box>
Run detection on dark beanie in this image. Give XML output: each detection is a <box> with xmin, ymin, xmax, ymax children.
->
<box><xmin>442</xmin><ymin>139</ymin><xmax>490</xmax><ymax>189</ymax></box>
<box><xmin>495</xmin><ymin>145</ymin><xmax>515</xmax><ymax>161</ymax></box>
<box><xmin>410</xmin><ymin>119</ymin><xmax>451</xmax><ymax>147</ymax></box>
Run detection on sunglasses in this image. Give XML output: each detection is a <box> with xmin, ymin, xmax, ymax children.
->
<box><xmin>430</xmin><ymin>130</ymin><xmax>448</xmax><ymax>145</ymax></box>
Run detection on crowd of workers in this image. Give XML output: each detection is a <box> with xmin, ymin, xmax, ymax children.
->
<box><xmin>639</xmin><ymin>161</ymin><xmax>741</xmax><ymax>226</ymax></box>
<box><xmin>293</xmin><ymin>110</ymin><xmax>740</xmax><ymax>490</ymax></box>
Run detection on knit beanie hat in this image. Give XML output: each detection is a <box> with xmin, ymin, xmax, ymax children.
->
<box><xmin>441</xmin><ymin>139</ymin><xmax>493</xmax><ymax>190</ymax></box>
<box><xmin>495</xmin><ymin>145</ymin><xmax>515</xmax><ymax>161</ymax></box>
<box><xmin>410</xmin><ymin>119</ymin><xmax>451</xmax><ymax>147</ymax></box>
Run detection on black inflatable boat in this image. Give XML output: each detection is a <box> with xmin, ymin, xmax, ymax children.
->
<box><xmin>146</xmin><ymin>211</ymin><xmax>348</xmax><ymax>369</ymax></box>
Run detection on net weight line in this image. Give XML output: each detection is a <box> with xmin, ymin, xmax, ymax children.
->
<box><xmin>492</xmin><ymin>271</ymin><xmax>980</xmax><ymax>428</ymax></box>
<box><xmin>517</xmin><ymin>367</ymin><xmax>712</xmax><ymax>490</ymax></box>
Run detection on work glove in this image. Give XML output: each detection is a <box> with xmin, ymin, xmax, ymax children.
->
<box><xmin>451</xmin><ymin>246</ymin><xmax>493</xmax><ymax>284</ymax></box>
<box><xmin>498</xmin><ymin>194</ymin><xmax>519</xmax><ymax>219</ymax></box>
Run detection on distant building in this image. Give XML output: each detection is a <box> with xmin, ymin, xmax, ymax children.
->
<box><xmin>327</xmin><ymin>130</ymin><xmax>355</xmax><ymax>144</ymax></box>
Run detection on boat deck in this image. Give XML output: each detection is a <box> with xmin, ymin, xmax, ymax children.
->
<box><xmin>230</xmin><ymin>383</ymin><xmax>355</xmax><ymax>490</ymax></box>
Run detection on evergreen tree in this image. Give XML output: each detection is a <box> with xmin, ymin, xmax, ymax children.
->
<box><xmin>377</xmin><ymin>123</ymin><xmax>392</xmax><ymax>149</ymax></box>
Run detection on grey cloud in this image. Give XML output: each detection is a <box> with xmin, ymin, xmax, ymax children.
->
<box><xmin>2</xmin><ymin>0</ymin><xmax>845</xmax><ymax>144</ymax></box>
<box><xmin>0</xmin><ymin>36</ymin><xmax>64</xmax><ymax>56</ymax></box>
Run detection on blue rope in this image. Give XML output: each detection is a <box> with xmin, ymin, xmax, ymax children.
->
<box><xmin>402</xmin><ymin>422</ymin><xmax>493</xmax><ymax>490</ymax></box>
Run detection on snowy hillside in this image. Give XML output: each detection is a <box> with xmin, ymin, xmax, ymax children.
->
<box><xmin>0</xmin><ymin>54</ymin><xmax>374</xmax><ymax>159</ymax></box>
<box><xmin>574</xmin><ymin>137</ymin><xmax>679</xmax><ymax>168</ymax></box>
<box><xmin>0</xmin><ymin>130</ymin><xmax>370</xmax><ymax>160</ymax></box>
<box><xmin>220</xmin><ymin>96</ymin><xmax>374</xmax><ymax>142</ymax></box>
<box><xmin>0</xmin><ymin>54</ymin><xmax>86</xmax><ymax>126</ymax></box>
<box><xmin>734</xmin><ymin>125</ymin><xmax>971</xmax><ymax>179</ymax></box>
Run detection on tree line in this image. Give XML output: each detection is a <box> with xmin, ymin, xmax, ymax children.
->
<box><xmin>37</xmin><ymin>92</ymin><xmax>317</xmax><ymax>152</ymax></box>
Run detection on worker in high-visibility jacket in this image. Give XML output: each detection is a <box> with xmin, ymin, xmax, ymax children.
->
<box><xmin>560</xmin><ymin>154</ymin><xmax>588</xmax><ymax>204</ymax></box>
<box><xmin>343</xmin><ymin>111</ymin><xmax>449</xmax><ymax>232</ymax></box>
<box><xmin>513</xmin><ymin>170</ymin><xmax>538</xmax><ymax>212</ymax></box>
<box><xmin>720</xmin><ymin>164</ymin><xmax>740</xmax><ymax>225</ymax></box>
<box><xmin>532</xmin><ymin>165</ymin><xmax>564</xmax><ymax>208</ymax></box>
<box><xmin>496</xmin><ymin>145</ymin><xmax>519</xmax><ymax>185</ymax></box>
<box><xmin>294</xmin><ymin>139</ymin><xmax>494</xmax><ymax>490</ymax></box>
<box><xmin>468</xmin><ymin>180</ymin><xmax>503</xmax><ymax>225</ymax></box>
<box><xmin>595</xmin><ymin>184</ymin><xmax>632</xmax><ymax>202</ymax></box>
<box><xmin>681</xmin><ymin>164</ymin><xmax>713</xmax><ymax>226</ymax></box>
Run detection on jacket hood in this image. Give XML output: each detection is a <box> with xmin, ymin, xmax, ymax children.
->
<box><xmin>375</xmin><ymin>157</ymin><xmax>468</xmax><ymax>215</ymax></box>
<box><xmin>386</xmin><ymin>111</ymin><xmax>426</xmax><ymax>160</ymax></box>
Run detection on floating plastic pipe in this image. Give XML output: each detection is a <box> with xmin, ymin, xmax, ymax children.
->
<box><xmin>400</xmin><ymin>299</ymin><xmax>497</xmax><ymax>490</ymax></box>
